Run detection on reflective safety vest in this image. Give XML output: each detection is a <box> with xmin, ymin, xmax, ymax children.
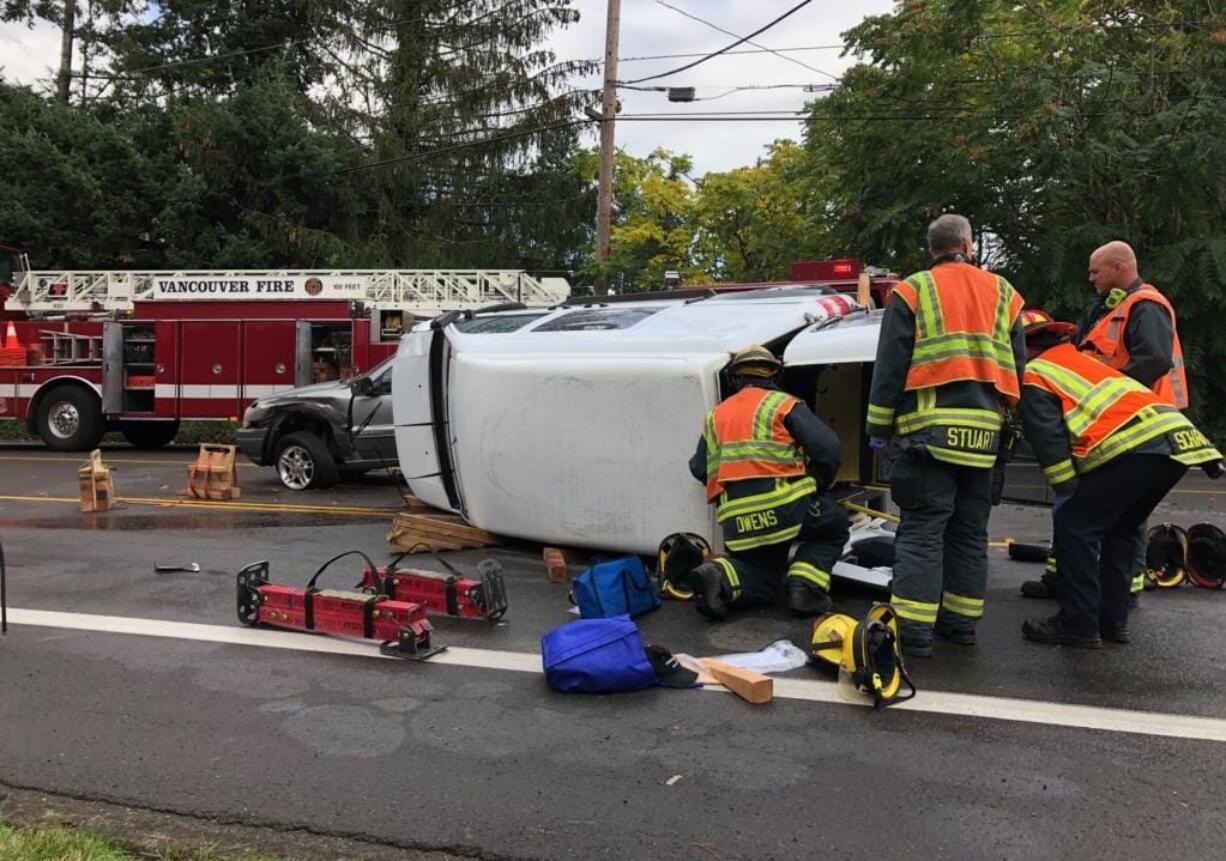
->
<box><xmin>703</xmin><ymin>387</ymin><xmax>807</xmax><ymax>501</ymax></box>
<box><xmin>1081</xmin><ymin>284</ymin><xmax>1188</xmax><ymax>409</ymax></box>
<box><xmin>892</xmin><ymin>263</ymin><xmax>1024</xmax><ymax>404</ymax></box>
<box><xmin>1024</xmin><ymin>343</ymin><xmax>1219</xmax><ymax>482</ymax></box>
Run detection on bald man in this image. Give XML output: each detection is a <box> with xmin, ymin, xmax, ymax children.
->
<box><xmin>1079</xmin><ymin>241</ymin><xmax>1185</xmax><ymax>400</ymax></box>
<box><xmin>1021</xmin><ymin>240</ymin><xmax>1188</xmax><ymax>602</ymax></box>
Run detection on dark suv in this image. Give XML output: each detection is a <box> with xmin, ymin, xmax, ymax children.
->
<box><xmin>236</xmin><ymin>358</ymin><xmax>395</xmax><ymax>490</ymax></box>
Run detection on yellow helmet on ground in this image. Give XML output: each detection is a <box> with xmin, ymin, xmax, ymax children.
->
<box><xmin>810</xmin><ymin>603</ymin><xmax>916</xmax><ymax>709</ymax></box>
<box><xmin>728</xmin><ymin>344</ymin><xmax>782</xmax><ymax>379</ymax></box>
<box><xmin>656</xmin><ymin>532</ymin><xmax>711</xmax><ymax>600</ymax></box>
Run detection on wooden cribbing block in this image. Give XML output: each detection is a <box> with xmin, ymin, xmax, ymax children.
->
<box><xmin>543</xmin><ymin>547</ymin><xmax>568</xmax><ymax>582</ymax></box>
<box><xmin>700</xmin><ymin>659</ymin><xmax>773</xmax><ymax>704</ymax></box>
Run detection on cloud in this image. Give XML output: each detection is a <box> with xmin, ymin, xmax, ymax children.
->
<box><xmin>0</xmin><ymin>19</ymin><xmax>62</xmax><ymax>93</ymax></box>
<box><xmin>549</xmin><ymin>0</ymin><xmax>893</xmax><ymax>175</ymax></box>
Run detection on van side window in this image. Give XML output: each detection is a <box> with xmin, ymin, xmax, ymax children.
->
<box><xmin>454</xmin><ymin>313</ymin><xmax>550</xmax><ymax>333</ymax></box>
<box><xmin>373</xmin><ymin>365</ymin><xmax>393</xmax><ymax>396</ymax></box>
<box><xmin>533</xmin><ymin>307</ymin><xmax>662</xmax><ymax>332</ymax></box>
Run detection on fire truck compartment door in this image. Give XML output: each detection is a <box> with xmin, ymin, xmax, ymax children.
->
<box><xmin>294</xmin><ymin>321</ymin><xmax>312</xmax><ymax>388</ymax></box>
<box><xmin>102</xmin><ymin>322</ymin><xmax>123</xmax><ymax>414</ymax></box>
<box><xmin>392</xmin><ymin>329</ymin><xmax>453</xmax><ymax>511</ymax></box>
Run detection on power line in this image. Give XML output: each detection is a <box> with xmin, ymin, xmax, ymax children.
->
<box><xmin>650</xmin><ymin>0</ymin><xmax>839</xmax><ymax>81</ymax></box>
<box><xmin>622</xmin><ymin>0</ymin><xmax>818</xmax><ymax>85</ymax></box>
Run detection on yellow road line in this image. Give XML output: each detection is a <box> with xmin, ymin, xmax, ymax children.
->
<box><xmin>0</xmin><ymin>454</ymin><xmax>259</xmax><ymax>468</ymax></box>
<box><xmin>0</xmin><ymin>493</ymin><xmax>397</xmax><ymax>517</ymax></box>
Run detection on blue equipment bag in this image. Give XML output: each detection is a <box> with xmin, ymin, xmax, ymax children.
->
<box><xmin>570</xmin><ymin>555</ymin><xmax>661</xmax><ymax>619</ymax></box>
<box><xmin>541</xmin><ymin>616</ymin><xmax>657</xmax><ymax>693</ymax></box>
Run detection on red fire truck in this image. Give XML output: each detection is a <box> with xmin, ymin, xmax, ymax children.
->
<box><xmin>0</xmin><ymin>253</ymin><xmax>569</xmax><ymax>451</ymax></box>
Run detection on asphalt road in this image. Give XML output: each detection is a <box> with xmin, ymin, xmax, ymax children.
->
<box><xmin>2</xmin><ymin>443</ymin><xmax>1226</xmax><ymax>860</ymax></box>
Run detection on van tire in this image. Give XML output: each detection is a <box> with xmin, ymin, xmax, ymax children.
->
<box><xmin>121</xmin><ymin>420</ymin><xmax>180</xmax><ymax>449</ymax></box>
<box><xmin>35</xmin><ymin>386</ymin><xmax>105</xmax><ymax>451</ymax></box>
<box><xmin>275</xmin><ymin>431</ymin><xmax>338</xmax><ymax>490</ymax></box>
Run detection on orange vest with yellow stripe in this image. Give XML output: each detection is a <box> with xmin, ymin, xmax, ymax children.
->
<box><xmin>1024</xmin><ymin>343</ymin><xmax>1217</xmax><ymax>474</ymax></box>
<box><xmin>1080</xmin><ymin>284</ymin><xmax>1188</xmax><ymax>409</ymax></box>
<box><xmin>892</xmin><ymin>262</ymin><xmax>1023</xmax><ymax>405</ymax></box>
<box><xmin>703</xmin><ymin>386</ymin><xmax>806</xmax><ymax>501</ymax></box>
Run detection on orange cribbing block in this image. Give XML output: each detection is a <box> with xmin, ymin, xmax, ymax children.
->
<box><xmin>187</xmin><ymin>443</ymin><xmax>241</xmax><ymax>501</ymax></box>
<box><xmin>543</xmin><ymin>547</ymin><xmax>568</xmax><ymax>583</ymax></box>
<box><xmin>700</xmin><ymin>659</ymin><xmax>774</xmax><ymax>704</ymax></box>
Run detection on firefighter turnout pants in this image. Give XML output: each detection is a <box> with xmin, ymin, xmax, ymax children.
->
<box><xmin>889</xmin><ymin>448</ymin><xmax>991</xmax><ymax>642</ymax></box>
<box><xmin>713</xmin><ymin>483</ymin><xmax>850</xmax><ymax>607</ymax></box>
<box><xmin>1053</xmin><ymin>454</ymin><xmax>1186</xmax><ymax>635</ymax></box>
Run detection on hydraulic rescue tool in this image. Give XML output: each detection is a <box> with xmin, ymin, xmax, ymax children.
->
<box><xmin>236</xmin><ymin>548</ymin><xmax>508</xmax><ymax>660</ymax></box>
<box><xmin>237</xmin><ymin>550</ymin><xmax>436</xmax><ymax>659</ymax></box>
<box><xmin>360</xmin><ymin>546</ymin><xmax>508</xmax><ymax>621</ymax></box>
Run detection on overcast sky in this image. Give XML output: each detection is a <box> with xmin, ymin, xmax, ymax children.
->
<box><xmin>0</xmin><ymin>0</ymin><xmax>894</xmax><ymax>176</ymax></box>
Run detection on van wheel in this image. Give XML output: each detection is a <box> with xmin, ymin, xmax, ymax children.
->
<box><xmin>121</xmin><ymin>420</ymin><xmax>180</xmax><ymax>449</ymax></box>
<box><xmin>36</xmin><ymin>386</ymin><xmax>104</xmax><ymax>451</ymax></box>
<box><xmin>275</xmin><ymin>431</ymin><xmax>338</xmax><ymax>490</ymax></box>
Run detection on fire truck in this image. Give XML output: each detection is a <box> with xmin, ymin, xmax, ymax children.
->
<box><xmin>0</xmin><ymin>249</ymin><xmax>569</xmax><ymax>451</ymax></box>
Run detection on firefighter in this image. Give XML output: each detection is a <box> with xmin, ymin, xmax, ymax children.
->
<box><xmin>1021</xmin><ymin>240</ymin><xmax>1188</xmax><ymax>602</ymax></box>
<box><xmin>1017</xmin><ymin>311</ymin><xmax>1221</xmax><ymax>647</ymax></box>
<box><xmin>685</xmin><ymin>344</ymin><xmax>850</xmax><ymax>621</ymax></box>
<box><xmin>866</xmin><ymin>214</ymin><xmax>1026</xmax><ymax>657</ymax></box>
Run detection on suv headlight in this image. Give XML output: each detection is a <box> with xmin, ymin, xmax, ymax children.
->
<box><xmin>242</xmin><ymin>401</ymin><xmax>271</xmax><ymax>429</ymax></box>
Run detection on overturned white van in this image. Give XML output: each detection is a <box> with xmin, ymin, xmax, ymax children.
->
<box><xmin>392</xmin><ymin>286</ymin><xmax>893</xmax><ymax>588</ymax></box>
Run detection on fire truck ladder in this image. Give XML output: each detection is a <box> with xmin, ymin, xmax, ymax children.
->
<box><xmin>8</xmin><ymin>269</ymin><xmax>571</xmax><ymax>315</ymax></box>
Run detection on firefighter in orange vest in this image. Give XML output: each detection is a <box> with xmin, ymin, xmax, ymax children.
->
<box><xmin>1021</xmin><ymin>240</ymin><xmax>1188</xmax><ymax>602</ymax></box>
<box><xmin>1017</xmin><ymin>310</ymin><xmax>1220</xmax><ymax>646</ymax></box>
<box><xmin>866</xmin><ymin>214</ymin><xmax>1026</xmax><ymax>657</ymax></box>
<box><xmin>686</xmin><ymin>344</ymin><xmax>850</xmax><ymax>621</ymax></box>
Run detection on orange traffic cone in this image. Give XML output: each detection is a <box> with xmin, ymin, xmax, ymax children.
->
<box><xmin>2</xmin><ymin>321</ymin><xmax>16</xmax><ymax>349</ymax></box>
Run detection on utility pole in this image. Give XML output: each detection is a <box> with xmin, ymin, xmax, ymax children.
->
<box><xmin>594</xmin><ymin>0</ymin><xmax>621</xmax><ymax>295</ymax></box>
<box><xmin>56</xmin><ymin>0</ymin><xmax>78</xmax><ymax>104</ymax></box>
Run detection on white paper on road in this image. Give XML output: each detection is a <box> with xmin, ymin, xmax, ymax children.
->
<box><xmin>714</xmin><ymin>639</ymin><xmax>809</xmax><ymax>674</ymax></box>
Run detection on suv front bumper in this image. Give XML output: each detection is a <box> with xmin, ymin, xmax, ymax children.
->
<box><xmin>236</xmin><ymin>427</ymin><xmax>271</xmax><ymax>465</ymax></box>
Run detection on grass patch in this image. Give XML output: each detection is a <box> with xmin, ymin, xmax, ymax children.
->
<box><xmin>0</xmin><ymin>820</ymin><xmax>280</xmax><ymax>860</ymax></box>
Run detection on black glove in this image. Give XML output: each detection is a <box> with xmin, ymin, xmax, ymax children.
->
<box><xmin>1203</xmin><ymin>460</ymin><xmax>1225</xmax><ymax>480</ymax></box>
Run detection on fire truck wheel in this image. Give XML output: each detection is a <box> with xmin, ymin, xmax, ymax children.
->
<box><xmin>120</xmin><ymin>420</ymin><xmax>180</xmax><ymax>450</ymax></box>
<box><xmin>35</xmin><ymin>386</ymin><xmax>104</xmax><ymax>451</ymax></box>
<box><xmin>275</xmin><ymin>431</ymin><xmax>339</xmax><ymax>490</ymax></box>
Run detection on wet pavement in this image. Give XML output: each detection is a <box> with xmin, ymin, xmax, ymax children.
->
<box><xmin>2</xmin><ymin>442</ymin><xmax>1226</xmax><ymax>859</ymax></box>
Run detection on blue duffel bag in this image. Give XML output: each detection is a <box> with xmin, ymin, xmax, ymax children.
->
<box><xmin>570</xmin><ymin>555</ymin><xmax>661</xmax><ymax>619</ymax></box>
<box><xmin>541</xmin><ymin>616</ymin><xmax>658</xmax><ymax>693</ymax></box>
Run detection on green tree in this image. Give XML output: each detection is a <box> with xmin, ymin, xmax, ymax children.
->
<box><xmin>806</xmin><ymin>0</ymin><xmax>1226</xmax><ymax>436</ymax></box>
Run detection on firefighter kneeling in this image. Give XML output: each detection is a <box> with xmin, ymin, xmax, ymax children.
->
<box><xmin>684</xmin><ymin>345</ymin><xmax>850</xmax><ymax>621</ymax></box>
<box><xmin>1018</xmin><ymin>311</ymin><xmax>1224</xmax><ymax>647</ymax></box>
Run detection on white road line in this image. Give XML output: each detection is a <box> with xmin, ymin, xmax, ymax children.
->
<box><xmin>9</xmin><ymin>608</ymin><xmax>1226</xmax><ymax>744</ymax></box>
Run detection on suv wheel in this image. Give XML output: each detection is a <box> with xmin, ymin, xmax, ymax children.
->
<box><xmin>275</xmin><ymin>431</ymin><xmax>339</xmax><ymax>490</ymax></box>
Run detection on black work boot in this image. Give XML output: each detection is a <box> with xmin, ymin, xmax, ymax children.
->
<box><xmin>1020</xmin><ymin>577</ymin><xmax>1057</xmax><ymax>599</ymax></box>
<box><xmin>1021</xmin><ymin>614</ymin><xmax>1102</xmax><ymax>649</ymax></box>
<box><xmin>688</xmin><ymin>562</ymin><xmax>732</xmax><ymax>621</ymax></box>
<box><xmin>1100</xmin><ymin>620</ymin><xmax>1131</xmax><ymax>644</ymax></box>
<box><xmin>899</xmin><ymin>623</ymin><xmax>933</xmax><ymax>658</ymax></box>
<box><xmin>786</xmin><ymin>580</ymin><xmax>832</xmax><ymax>617</ymax></box>
<box><xmin>934</xmin><ymin>618</ymin><xmax>976</xmax><ymax>646</ymax></box>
